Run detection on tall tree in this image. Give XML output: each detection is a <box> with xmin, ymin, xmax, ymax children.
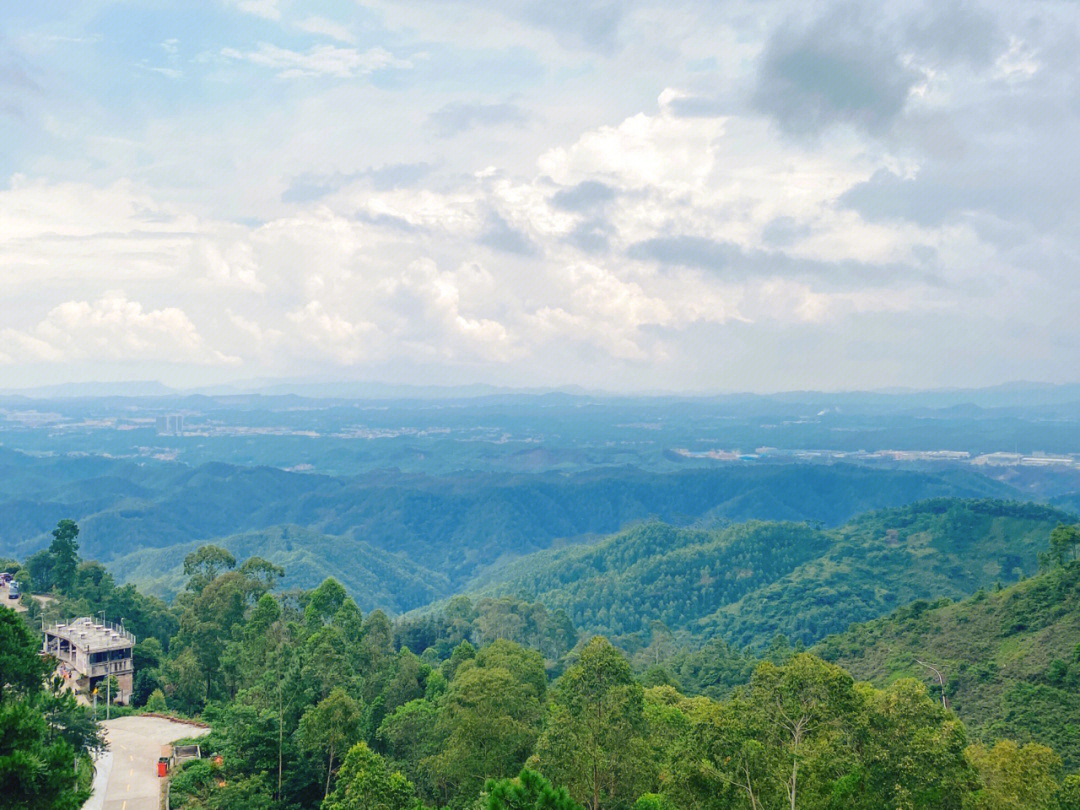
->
<box><xmin>298</xmin><ymin>687</ymin><xmax>364</xmax><ymax>799</ymax></box>
<box><xmin>534</xmin><ymin>637</ymin><xmax>653</xmax><ymax>810</ymax></box>
<box><xmin>1048</xmin><ymin>524</ymin><xmax>1080</xmax><ymax>567</ymax></box>
<box><xmin>431</xmin><ymin>641</ymin><xmax>546</xmax><ymax>805</ymax></box>
<box><xmin>48</xmin><ymin>520</ymin><xmax>80</xmax><ymax>594</ymax></box>
<box><xmin>182</xmin><ymin>545</ymin><xmax>237</xmax><ymax>594</ymax></box>
<box><xmin>0</xmin><ymin>610</ymin><xmax>99</xmax><ymax>810</ymax></box>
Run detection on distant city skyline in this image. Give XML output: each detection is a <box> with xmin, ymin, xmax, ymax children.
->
<box><xmin>3</xmin><ymin>1</ymin><xmax>1079</xmax><ymax>391</ymax></box>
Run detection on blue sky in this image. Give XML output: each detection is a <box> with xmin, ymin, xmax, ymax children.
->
<box><xmin>2</xmin><ymin>0</ymin><xmax>1079</xmax><ymax>391</ymax></box>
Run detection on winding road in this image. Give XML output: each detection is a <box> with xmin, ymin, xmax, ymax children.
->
<box><xmin>84</xmin><ymin>716</ymin><xmax>209</xmax><ymax>810</ymax></box>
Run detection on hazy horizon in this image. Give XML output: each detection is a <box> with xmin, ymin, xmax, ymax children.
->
<box><xmin>6</xmin><ymin>375</ymin><xmax>1080</xmax><ymax>401</ymax></box>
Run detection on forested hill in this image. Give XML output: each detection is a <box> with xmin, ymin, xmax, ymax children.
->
<box><xmin>105</xmin><ymin>525</ymin><xmax>451</xmax><ymax>612</ymax></box>
<box><xmin>473</xmin><ymin>499</ymin><xmax>1075</xmax><ymax>649</ymax></box>
<box><xmin>0</xmin><ymin>457</ymin><xmax>1015</xmax><ymax>606</ymax></box>
<box><xmin>816</xmin><ymin>559</ymin><xmax>1080</xmax><ymax>768</ymax></box>
<box><xmin>7</xmin><ymin>514</ymin><xmax>1080</xmax><ymax>810</ymax></box>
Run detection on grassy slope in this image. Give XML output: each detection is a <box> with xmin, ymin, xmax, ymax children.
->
<box><xmin>815</xmin><ymin>561</ymin><xmax>1080</xmax><ymax>768</ymax></box>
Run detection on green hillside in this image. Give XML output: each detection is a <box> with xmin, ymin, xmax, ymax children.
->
<box><xmin>106</xmin><ymin>524</ymin><xmax>449</xmax><ymax>613</ymax></box>
<box><xmin>470</xmin><ymin>520</ymin><xmax>833</xmax><ymax>640</ymax></box>
<box><xmin>700</xmin><ymin>499</ymin><xmax>1073</xmax><ymax>647</ymax></box>
<box><xmin>475</xmin><ymin>499</ymin><xmax>1074</xmax><ymax>650</ymax></box>
<box><xmin>816</xmin><ymin>560</ymin><xmax>1080</xmax><ymax>768</ymax></box>
<box><xmin>1</xmin><ymin>457</ymin><xmax>1016</xmax><ymax>591</ymax></box>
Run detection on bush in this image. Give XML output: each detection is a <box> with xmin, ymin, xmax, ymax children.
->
<box><xmin>146</xmin><ymin>689</ymin><xmax>167</xmax><ymax>713</ymax></box>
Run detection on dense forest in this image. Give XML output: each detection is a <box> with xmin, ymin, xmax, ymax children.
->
<box><xmin>4</xmin><ymin>511</ymin><xmax>1080</xmax><ymax>809</ymax></box>
<box><xmin>475</xmin><ymin>499</ymin><xmax>1073</xmax><ymax>649</ymax></box>
<box><xmin>0</xmin><ymin>453</ymin><xmax>1016</xmax><ymax>607</ymax></box>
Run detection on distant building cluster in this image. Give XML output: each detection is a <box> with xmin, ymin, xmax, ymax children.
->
<box><xmin>972</xmin><ymin>451</ymin><xmax>1075</xmax><ymax>467</ymax></box>
<box><xmin>669</xmin><ymin>445</ymin><xmax>1080</xmax><ymax>469</ymax></box>
<box><xmin>156</xmin><ymin>414</ymin><xmax>185</xmax><ymax>435</ymax></box>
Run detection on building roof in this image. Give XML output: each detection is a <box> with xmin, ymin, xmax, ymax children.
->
<box><xmin>45</xmin><ymin>617</ymin><xmax>135</xmax><ymax>650</ymax></box>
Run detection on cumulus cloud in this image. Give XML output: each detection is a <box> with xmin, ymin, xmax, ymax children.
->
<box><xmin>837</xmin><ymin>169</ymin><xmax>961</xmax><ymax>226</ymax></box>
<box><xmin>5</xmin><ymin>0</ymin><xmax>1080</xmax><ymax>388</ymax></box>
<box><xmin>478</xmin><ymin>212</ymin><xmax>538</xmax><ymax>255</ymax></box>
<box><xmin>549</xmin><ymin>180</ymin><xmax>617</xmax><ymax>212</ymax></box>
<box><xmin>0</xmin><ymin>294</ymin><xmax>237</xmax><ymax>365</ymax></box>
<box><xmin>904</xmin><ymin>1</ymin><xmax>1005</xmax><ymax>67</ymax></box>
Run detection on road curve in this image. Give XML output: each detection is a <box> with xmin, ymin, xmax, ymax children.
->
<box><xmin>85</xmin><ymin>715</ymin><xmax>210</xmax><ymax>810</ymax></box>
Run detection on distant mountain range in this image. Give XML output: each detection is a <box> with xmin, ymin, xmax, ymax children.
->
<box><xmin>0</xmin><ymin>455</ymin><xmax>1020</xmax><ymax>611</ymax></box>
<box><xmin>5</xmin><ymin>377</ymin><xmax>1080</xmax><ymax>408</ymax></box>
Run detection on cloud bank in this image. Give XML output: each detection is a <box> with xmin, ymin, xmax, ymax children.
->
<box><xmin>2</xmin><ymin>1</ymin><xmax>1078</xmax><ymax>390</ymax></box>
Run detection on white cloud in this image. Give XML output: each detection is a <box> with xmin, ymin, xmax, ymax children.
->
<box><xmin>221</xmin><ymin>43</ymin><xmax>411</xmax><ymax>78</ymax></box>
<box><xmin>995</xmin><ymin>37</ymin><xmax>1039</xmax><ymax>81</ymax></box>
<box><xmin>230</xmin><ymin>0</ymin><xmax>280</xmax><ymax>20</ymax></box>
<box><xmin>0</xmin><ymin>294</ymin><xmax>238</xmax><ymax>366</ymax></box>
<box><xmin>286</xmin><ymin>301</ymin><xmax>381</xmax><ymax>364</ymax></box>
<box><xmin>294</xmin><ymin>16</ymin><xmax>357</xmax><ymax>44</ymax></box>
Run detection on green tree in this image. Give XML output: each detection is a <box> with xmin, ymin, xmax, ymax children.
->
<box><xmin>742</xmin><ymin>654</ymin><xmax>860</xmax><ymax>809</ymax></box>
<box><xmin>298</xmin><ymin>687</ymin><xmax>364</xmax><ymax>799</ymax></box>
<box><xmin>844</xmin><ymin>678</ymin><xmax>976</xmax><ymax>809</ymax></box>
<box><xmin>48</xmin><ymin>520</ymin><xmax>80</xmax><ymax>594</ymax></box>
<box><xmin>487</xmin><ymin>769</ymin><xmax>583</xmax><ymax>810</ymax></box>
<box><xmin>323</xmin><ymin>742</ymin><xmax>422</xmax><ymax>810</ymax></box>
<box><xmin>1059</xmin><ymin>774</ymin><xmax>1080</xmax><ymax>810</ymax></box>
<box><xmin>166</xmin><ymin>647</ymin><xmax>206</xmax><ymax>715</ymax></box>
<box><xmin>1048</xmin><ymin>524</ymin><xmax>1080</xmax><ymax>567</ymax></box>
<box><xmin>146</xmin><ymin>689</ymin><xmax>167</xmax><ymax>713</ymax></box>
<box><xmin>964</xmin><ymin>740</ymin><xmax>1062</xmax><ymax>810</ymax></box>
<box><xmin>0</xmin><ymin>610</ymin><xmax>98</xmax><ymax>810</ymax></box>
<box><xmin>23</xmin><ymin>549</ymin><xmax>54</xmax><ymax>593</ymax></box>
<box><xmin>378</xmin><ymin>699</ymin><xmax>440</xmax><ymax>795</ymax></box>
<box><xmin>182</xmin><ymin>545</ymin><xmax>237</xmax><ymax>594</ymax></box>
<box><xmin>534</xmin><ymin>637</ymin><xmax>652</xmax><ymax>810</ymax></box>
<box><xmin>305</xmin><ymin>577</ymin><xmax>350</xmax><ymax>627</ymax></box>
<box><xmin>431</xmin><ymin>641</ymin><xmax>547</xmax><ymax>805</ymax></box>
<box><xmin>238</xmin><ymin>556</ymin><xmax>284</xmax><ymax>591</ymax></box>
<box><xmin>0</xmin><ymin>610</ymin><xmax>50</xmax><ymax>701</ymax></box>
<box><xmin>631</xmin><ymin>795</ymin><xmax>673</xmax><ymax>810</ymax></box>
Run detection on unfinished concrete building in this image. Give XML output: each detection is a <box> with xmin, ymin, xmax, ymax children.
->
<box><xmin>42</xmin><ymin>617</ymin><xmax>135</xmax><ymax>704</ymax></box>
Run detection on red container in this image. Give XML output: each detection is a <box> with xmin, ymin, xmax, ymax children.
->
<box><xmin>157</xmin><ymin>758</ymin><xmax>169</xmax><ymax>777</ymax></box>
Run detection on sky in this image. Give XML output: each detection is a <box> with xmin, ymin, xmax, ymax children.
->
<box><xmin>1</xmin><ymin>0</ymin><xmax>1079</xmax><ymax>392</ymax></box>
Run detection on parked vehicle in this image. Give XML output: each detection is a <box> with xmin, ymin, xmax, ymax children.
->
<box><xmin>8</xmin><ymin>584</ymin><xmax>19</xmax><ymax>599</ymax></box>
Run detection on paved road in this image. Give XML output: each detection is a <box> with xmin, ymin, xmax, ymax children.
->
<box><xmin>86</xmin><ymin>716</ymin><xmax>209</xmax><ymax>810</ymax></box>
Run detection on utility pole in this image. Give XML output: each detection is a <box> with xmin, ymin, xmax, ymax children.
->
<box><xmin>915</xmin><ymin>659</ymin><xmax>949</xmax><ymax>710</ymax></box>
